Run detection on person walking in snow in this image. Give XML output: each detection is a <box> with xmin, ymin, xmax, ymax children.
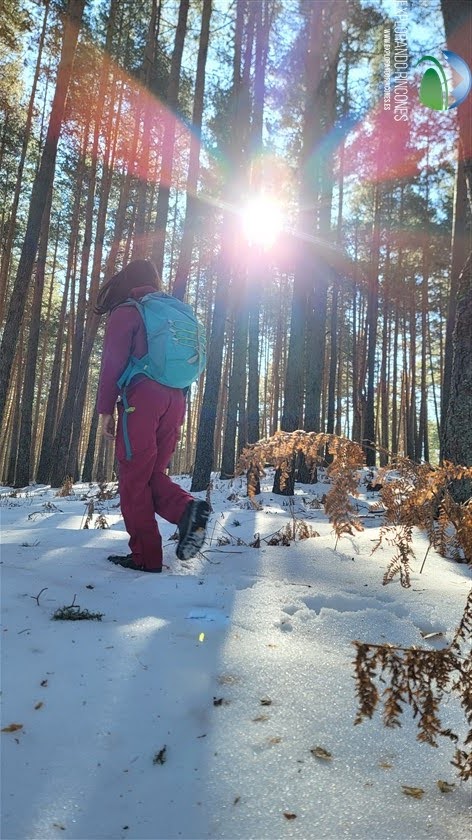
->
<box><xmin>95</xmin><ymin>258</ymin><xmax>210</xmax><ymax>573</ymax></box>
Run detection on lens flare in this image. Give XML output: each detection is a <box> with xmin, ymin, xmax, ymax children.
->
<box><xmin>241</xmin><ymin>196</ymin><xmax>283</xmax><ymax>248</ymax></box>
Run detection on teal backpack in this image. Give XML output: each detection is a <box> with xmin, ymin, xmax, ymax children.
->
<box><xmin>117</xmin><ymin>292</ymin><xmax>206</xmax><ymax>459</ymax></box>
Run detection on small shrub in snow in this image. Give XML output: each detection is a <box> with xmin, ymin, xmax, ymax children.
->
<box><xmin>52</xmin><ymin>595</ymin><xmax>103</xmax><ymax>622</ymax></box>
<box><xmin>56</xmin><ymin>477</ymin><xmax>74</xmax><ymax>497</ymax></box>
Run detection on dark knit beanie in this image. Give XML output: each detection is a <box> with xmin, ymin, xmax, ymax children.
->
<box><xmin>94</xmin><ymin>259</ymin><xmax>160</xmax><ymax>315</ymax></box>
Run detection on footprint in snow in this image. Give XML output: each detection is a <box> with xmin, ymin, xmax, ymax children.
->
<box><xmin>275</xmin><ymin>618</ymin><xmax>293</xmax><ymax>632</ymax></box>
<box><xmin>282</xmin><ymin>604</ymin><xmax>299</xmax><ymax>616</ymax></box>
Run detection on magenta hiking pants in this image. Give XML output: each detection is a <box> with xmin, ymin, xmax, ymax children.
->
<box><xmin>115</xmin><ymin>379</ymin><xmax>193</xmax><ymax>571</ymax></box>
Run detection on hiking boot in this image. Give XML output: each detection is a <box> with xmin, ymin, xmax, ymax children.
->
<box><xmin>108</xmin><ymin>554</ymin><xmax>162</xmax><ymax>573</ymax></box>
<box><xmin>176</xmin><ymin>500</ymin><xmax>210</xmax><ymax>561</ymax></box>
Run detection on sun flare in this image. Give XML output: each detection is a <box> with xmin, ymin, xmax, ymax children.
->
<box><xmin>240</xmin><ymin>195</ymin><xmax>283</xmax><ymax>248</ymax></box>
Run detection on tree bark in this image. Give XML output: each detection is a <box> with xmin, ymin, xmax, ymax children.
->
<box><xmin>281</xmin><ymin>3</ymin><xmax>323</xmax><ymax>439</ymax></box>
<box><xmin>131</xmin><ymin>0</ymin><xmax>160</xmax><ymax>261</ymax></box>
<box><xmin>0</xmin><ymin>0</ymin><xmax>50</xmax><ymax>321</ymax></box>
<box><xmin>82</xmin><ymin>409</ymin><xmax>100</xmax><ymax>483</ymax></box>
<box><xmin>50</xmin><ymin>125</ymin><xmax>94</xmax><ymax>486</ymax></box>
<box><xmin>15</xmin><ymin>186</ymin><xmax>53</xmax><ymax>487</ymax></box>
<box><xmin>442</xmin><ymin>253</ymin><xmax>472</xmax><ymax>500</ymax></box>
<box><xmin>151</xmin><ymin>0</ymin><xmax>190</xmax><ymax>280</ymax></box>
<box><xmin>440</xmin><ymin>1</ymin><xmax>472</xmax><ymax>201</ymax></box>
<box><xmin>190</xmin><ymin>267</ymin><xmax>228</xmax><ymax>491</ymax></box>
<box><xmin>439</xmin><ymin>0</ymin><xmax>472</xmax><ymax>494</ymax></box>
<box><xmin>190</xmin><ymin>0</ymin><xmax>247</xmax><ymax>491</ymax></box>
<box><xmin>363</xmin><ymin>182</ymin><xmax>381</xmax><ymax>466</ymax></box>
<box><xmin>31</xmin><ymin>224</ymin><xmax>58</xmax><ymax>476</ymax></box>
<box><xmin>0</xmin><ymin>0</ymin><xmax>86</xmax><ymax>428</ymax></box>
<box><xmin>245</xmin><ymin>0</ymin><xmax>270</xmax><ymax>451</ymax></box>
<box><xmin>172</xmin><ymin>0</ymin><xmax>212</xmax><ymax>301</ymax></box>
<box><xmin>36</xmin><ymin>206</ymin><xmax>77</xmax><ymax>484</ymax></box>
<box><xmin>220</xmin><ymin>276</ymin><xmax>249</xmax><ymax>478</ymax></box>
<box><xmin>440</xmin><ymin>159</ymin><xmax>468</xmax><ymax>458</ymax></box>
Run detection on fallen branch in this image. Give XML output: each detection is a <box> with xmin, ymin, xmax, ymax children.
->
<box><xmin>30</xmin><ymin>588</ymin><xmax>48</xmax><ymax>606</ymax></box>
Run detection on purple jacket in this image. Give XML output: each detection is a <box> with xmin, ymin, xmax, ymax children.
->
<box><xmin>97</xmin><ymin>285</ymin><xmax>156</xmax><ymax>415</ymax></box>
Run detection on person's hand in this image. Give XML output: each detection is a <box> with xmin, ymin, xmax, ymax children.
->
<box><xmin>100</xmin><ymin>413</ymin><xmax>115</xmax><ymax>441</ymax></box>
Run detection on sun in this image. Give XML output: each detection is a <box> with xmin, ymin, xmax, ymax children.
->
<box><xmin>240</xmin><ymin>195</ymin><xmax>283</xmax><ymax>248</ymax></box>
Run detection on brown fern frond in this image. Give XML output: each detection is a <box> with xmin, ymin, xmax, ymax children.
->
<box><xmin>377</xmin><ymin>461</ymin><xmax>472</xmax><ymax>574</ymax></box>
<box><xmin>238</xmin><ymin>432</ymin><xmax>364</xmax><ymax>545</ymax></box>
<box><xmin>353</xmin><ymin>589</ymin><xmax>472</xmax><ymax>780</ymax></box>
<box><xmin>450</xmin><ymin>588</ymin><xmax>472</xmax><ymax>652</ymax></box>
<box><xmin>353</xmin><ymin>643</ymin><xmax>380</xmax><ymax>724</ymax></box>
<box><xmin>81</xmin><ymin>499</ymin><xmax>94</xmax><ymax>529</ymax></box>
<box><xmin>96</xmin><ymin>481</ymin><xmax>119</xmax><ymax>501</ymax></box>
<box><xmin>266</xmin><ymin>528</ymin><xmax>292</xmax><ymax>546</ymax></box>
<box><xmin>295</xmin><ymin>520</ymin><xmax>319</xmax><ymax>540</ymax></box>
<box><xmin>56</xmin><ymin>476</ymin><xmax>74</xmax><ymax>497</ymax></box>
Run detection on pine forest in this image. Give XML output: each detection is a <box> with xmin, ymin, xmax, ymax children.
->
<box><xmin>0</xmin><ymin>0</ymin><xmax>471</xmax><ymax>495</ymax></box>
<box><xmin>1</xmin><ymin>3</ymin><xmax>472</xmax><ymax>834</ymax></box>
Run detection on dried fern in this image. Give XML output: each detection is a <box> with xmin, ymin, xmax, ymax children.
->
<box><xmin>238</xmin><ymin>434</ymin><xmax>471</xmax><ymax>580</ymax></box>
<box><xmin>96</xmin><ymin>481</ymin><xmax>119</xmax><ymax>501</ymax></box>
<box><xmin>353</xmin><ymin>589</ymin><xmax>472</xmax><ymax>781</ymax></box>
<box><xmin>81</xmin><ymin>499</ymin><xmax>94</xmax><ymax>529</ymax></box>
<box><xmin>374</xmin><ymin>460</ymin><xmax>472</xmax><ymax>585</ymax></box>
<box><xmin>94</xmin><ymin>513</ymin><xmax>109</xmax><ymax>529</ymax></box>
<box><xmin>56</xmin><ymin>476</ymin><xmax>74</xmax><ymax>497</ymax></box>
<box><xmin>237</xmin><ymin>432</ymin><xmax>364</xmax><ymax>546</ymax></box>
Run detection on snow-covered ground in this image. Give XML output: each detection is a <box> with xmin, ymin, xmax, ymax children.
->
<box><xmin>1</xmin><ymin>474</ymin><xmax>471</xmax><ymax>840</ymax></box>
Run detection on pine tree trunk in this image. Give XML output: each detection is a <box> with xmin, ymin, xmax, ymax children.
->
<box><xmin>391</xmin><ymin>304</ymin><xmax>399</xmax><ymax>456</ymax></box>
<box><xmin>418</xmin><ymin>256</ymin><xmax>429</xmax><ymax>462</ymax></box>
<box><xmin>132</xmin><ymin>0</ymin><xmax>160</xmax><ymax>261</ymax></box>
<box><xmin>190</xmin><ymin>269</ymin><xmax>228</xmax><ymax>491</ymax></box>
<box><xmin>442</xmin><ymin>253</ymin><xmax>472</xmax><ymax>500</ymax></box>
<box><xmin>363</xmin><ymin>182</ymin><xmax>381</xmax><ymax>466</ymax></box>
<box><xmin>173</xmin><ymin>0</ymin><xmax>212</xmax><ymax>300</ymax></box>
<box><xmin>214</xmin><ymin>330</ymin><xmax>232</xmax><ymax>470</ymax></box>
<box><xmin>151</xmin><ymin>0</ymin><xmax>190</xmax><ymax>280</ymax></box>
<box><xmin>271</xmin><ymin>302</ymin><xmax>283</xmax><ymax>436</ymax></box>
<box><xmin>326</xmin><ymin>285</ymin><xmax>338</xmax><ymax>435</ymax></box>
<box><xmin>272</xmin><ymin>3</ymin><xmax>324</xmax><ymax>495</ymax></box>
<box><xmin>3</xmin><ymin>336</ymin><xmax>24</xmax><ymax>485</ymax></box>
<box><xmin>220</xmin><ymin>279</ymin><xmax>249</xmax><ymax>479</ymax></box>
<box><xmin>247</xmin><ymin>289</ymin><xmax>260</xmax><ymax>444</ymax></box>
<box><xmin>277</xmin><ymin>2</ymin><xmax>324</xmax><ymax>471</ymax></box>
<box><xmin>440</xmin><ymin>1</ymin><xmax>472</xmax><ymax>199</ymax></box>
<box><xmin>67</xmin><ymin>71</ymin><xmax>124</xmax><ymax>484</ymax></box>
<box><xmin>82</xmin><ymin>410</ymin><xmax>100</xmax><ymax>483</ymax></box>
<box><xmin>245</xmin><ymin>0</ymin><xmax>269</xmax><ymax>454</ymax></box>
<box><xmin>428</xmin><ymin>315</ymin><xmax>441</xmax><ymax>451</ymax></box>
<box><xmin>289</xmin><ymin>5</ymin><xmax>325</xmax><ymax>422</ymax></box>
<box><xmin>351</xmin><ymin>240</ymin><xmax>362</xmax><ymax>442</ymax></box>
<box><xmin>440</xmin><ymin>0</ymin><xmax>472</xmax><ymax>493</ymax></box>
<box><xmin>335</xmin><ymin>289</ymin><xmax>344</xmax><ymax>437</ymax></box>
<box><xmin>31</xmin><ymin>231</ymin><xmax>57</xmax><ymax>476</ymax></box>
<box><xmin>0</xmin><ymin>0</ymin><xmax>50</xmax><ymax>321</ymax></box>
<box><xmin>0</xmin><ymin>0</ymin><xmax>86</xmax><ymax>428</ymax></box>
<box><xmin>440</xmin><ymin>159</ymin><xmax>468</xmax><ymax>458</ymax></box>
<box><xmin>379</xmin><ymin>252</ymin><xmax>390</xmax><ymax>466</ymax></box>
<box><xmin>190</xmin><ymin>0</ymin><xmax>246</xmax><ymax>491</ymax></box>
<box><xmin>50</xmin><ymin>132</ymin><xmax>94</xmax><ymax>486</ymax></box>
<box><xmin>15</xmin><ymin>187</ymin><xmax>53</xmax><ymax>487</ymax></box>
<box><xmin>409</xmin><ymin>293</ymin><xmax>419</xmax><ymax>461</ymax></box>
<box><xmin>36</xmin><ymin>227</ymin><xmax>75</xmax><ymax>484</ymax></box>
